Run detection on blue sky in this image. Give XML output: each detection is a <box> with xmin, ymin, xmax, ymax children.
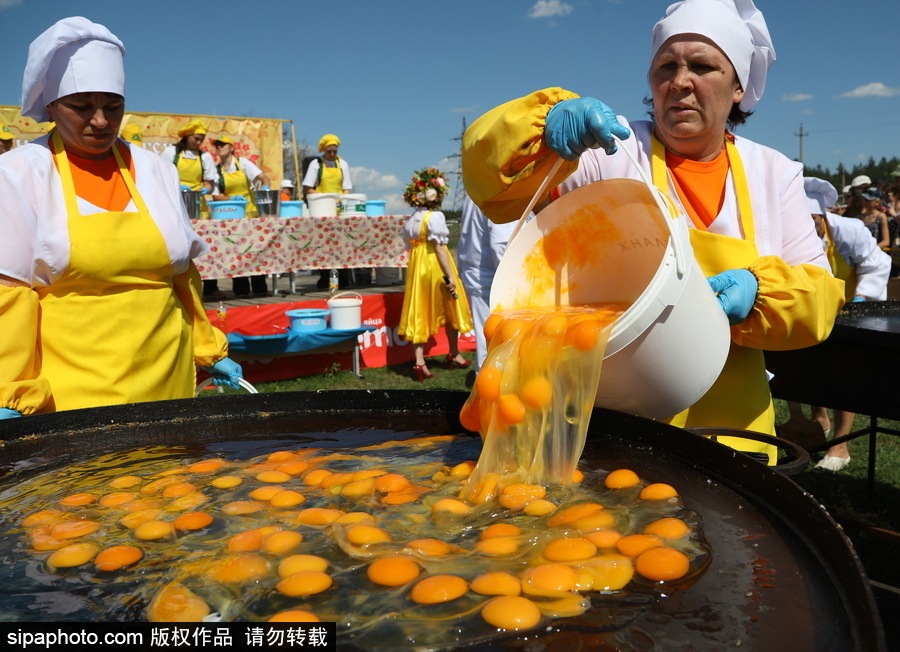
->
<box><xmin>1</xmin><ymin>0</ymin><xmax>898</xmax><ymax>213</ymax></box>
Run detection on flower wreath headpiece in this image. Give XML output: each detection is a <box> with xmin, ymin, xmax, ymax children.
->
<box><xmin>403</xmin><ymin>167</ymin><xmax>449</xmax><ymax>209</ymax></box>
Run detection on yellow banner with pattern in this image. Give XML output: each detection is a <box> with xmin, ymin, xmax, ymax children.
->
<box><xmin>0</xmin><ymin>106</ymin><xmax>286</xmax><ymax>185</ymax></box>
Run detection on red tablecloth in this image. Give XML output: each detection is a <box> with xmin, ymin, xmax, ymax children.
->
<box><xmin>191</xmin><ymin>215</ymin><xmax>409</xmax><ymax>279</ymax></box>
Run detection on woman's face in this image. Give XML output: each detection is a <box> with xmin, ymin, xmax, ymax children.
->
<box><xmin>322</xmin><ymin>146</ymin><xmax>338</xmax><ymax>161</ymax></box>
<box><xmin>214</xmin><ymin>141</ymin><xmax>234</xmax><ymax>158</ymax></box>
<box><xmin>184</xmin><ymin>133</ymin><xmax>205</xmax><ymax>151</ymax></box>
<box><xmin>649</xmin><ymin>35</ymin><xmax>744</xmax><ymax>161</ymax></box>
<box><xmin>46</xmin><ymin>92</ymin><xmax>124</xmax><ymax>159</ymax></box>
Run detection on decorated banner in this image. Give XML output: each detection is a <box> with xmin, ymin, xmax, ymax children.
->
<box><xmin>0</xmin><ymin>105</ymin><xmax>287</xmax><ymax>185</ymax></box>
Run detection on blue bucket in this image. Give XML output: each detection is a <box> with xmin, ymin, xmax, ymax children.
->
<box><xmin>208</xmin><ymin>199</ymin><xmax>247</xmax><ymax>220</ymax></box>
<box><xmin>280</xmin><ymin>200</ymin><xmax>303</xmax><ymax>218</ymax></box>
<box><xmin>285</xmin><ymin>308</ymin><xmax>329</xmax><ymax>333</ymax></box>
<box><xmin>366</xmin><ymin>200</ymin><xmax>386</xmax><ymax>217</ymax></box>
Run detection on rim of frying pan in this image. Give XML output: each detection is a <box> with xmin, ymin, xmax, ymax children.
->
<box><xmin>0</xmin><ymin>390</ymin><xmax>886</xmax><ymax>650</ymax></box>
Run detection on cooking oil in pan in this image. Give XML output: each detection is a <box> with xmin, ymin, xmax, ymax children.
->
<box><xmin>0</xmin><ymin>433</ymin><xmax>710</xmax><ymax>648</ymax></box>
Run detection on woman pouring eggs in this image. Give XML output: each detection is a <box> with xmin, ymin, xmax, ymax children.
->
<box><xmin>0</xmin><ymin>17</ymin><xmax>242</xmax><ymax>419</ymax></box>
<box><xmin>462</xmin><ymin>0</ymin><xmax>846</xmax><ymax>464</ymax></box>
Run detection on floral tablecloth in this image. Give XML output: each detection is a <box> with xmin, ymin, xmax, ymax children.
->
<box><xmin>191</xmin><ymin>215</ymin><xmax>409</xmax><ymax>279</ymax></box>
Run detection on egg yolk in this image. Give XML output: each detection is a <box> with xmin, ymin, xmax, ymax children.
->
<box><xmin>480</xmin><ymin>523</ymin><xmax>521</xmax><ymax>539</ymax></box>
<box><xmin>59</xmin><ymin>493</ymin><xmax>97</xmax><ymax>506</ymax></box>
<box><xmin>21</xmin><ymin>509</ymin><xmax>63</xmax><ymax>528</ymax></box>
<box><xmin>475</xmin><ymin>536</ymin><xmax>519</xmax><ymax>557</ymax></box>
<box><xmin>278</xmin><ymin>554</ymin><xmax>329</xmax><ymax>578</ymax></box>
<box><xmin>173</xmin><ymin>511</ymin><xmax>213</xmax><ymax>531</ymax></box>
<box><xmin>49</xmin><ymin>519</ymin><xmax>101</xmax><ymax>540</ymax></box>
<box><xmin>210</xmin><ymin>475</ymin><xmax>242</xmax><ymax>489</ymax></box>
<box><xmin>256</xmin><ymin>471</ymin><xmax>292</xmax><ymax>484</ymax></box>
<box><xmin>119</xmin><ymin>509</ymin><xmax>162</xmax><ymax>530</ymax></box>
<box><xmin>474</xmin><ymin>367</ymin><xmax>503</xmax><ymax>403</ymax></box>
<box><xmin>374</xmin><ymin>473</ymin><xmax>411</xmax><ymax>493</ymax></box>
<box><xmin>220</xmin><ymin>501</ymin><xmax>265</xmax><ymax>516</ymax></box>
<box><xmin>297</xmin><ymin>508</ymin><xmax>343</xmax><ymax>526</ymax></box>
<box><xmin>275</xmin><ymin>461</ymin><xmax>311</xmax><ymax>476</ymax></box>
<box><xmin>268</xmin><ymin>610</ymin><xmax>320</xmax><ymax>623</ymax></box>
<box><xmin>483</xmin><ymin>313</ymin><xmax>505</xmax><ymax>341</ymax></box>
<box><xmin>277</xmin><ymin>570</ymin><xmax>333</xmax><ymax>597</ymax></box>
<box><xmin>207</xmin><ymin>554</ymin><xmax>271</xmax><ymax>583</ymax></box>
<box><xmin>470</xmin><ymin>571</ymin><xmax>521</xmax><ymax>596</ymax></box>
<box><xmin>547</xmin><ymin>503</ymin><xmax>604</xmax><ymax>527</ymax></box>
<box><xmin>147</xmin><ymin>582</ymin><xmax>210</xmax><ymax>622</ymax></box>
<box><xmin>99</xmin><ymin>492</ymin><xmax>136</xmax><ymax>507</ymax></box>
<box><xmin>108</xmin><ymin>475</ymin><xmax>143</xmax><ymax>489</ymax></box>
<box><xmin>635</xmin><ymin>546</ymin><xmax>690</xmax><ymax>581</ymax></box>
<box><xmin>431</xmin><ymin>498</ymin><xmax>472</xmax><ymax>515</ymax></box>
<box><xmin>341</xmin><ymin>477</ymin><xmax>376</xmax><ymax>498</ymax></box>
<box><xmin>162</xmin><ymin>482</ymin><xmax>195</xmax><ymax>498</ymax></box>
<box><xmin>481</xmin><ymin>595</ymin><xmax>542</xmax><ymax>630</ymax></box>
<box><xmin>302</xmin><ymin>469</ymin><xmax>333</xmax><ymax>486</ymax></box>
<box><xmin>134</xmin><ymin>520</ymin><xmax>175</xmax><ymax>541</ymax></box>
<box><xmin>262</xmin><ymin>531</ymin><xmax>304</xmax><ymax>555</ymax></box>
<box><xmin>249</xmin><ymin>486</ymin><xmax>285</xmax><ymax>501</ymax></box>
<box><xmin>47</xmin><ymin>542</ymin><xmax>99</xmax><ymax>569</ymax></box>
<box><xmin>227</xmin><ymin>529</ymin><xmax>265</xmax><ymax>552</ymax></box>
<box><xmin>524</xmin><ymin>499</ymin><xmax>557</xmax><ymax>516</ymax></box>
<box><xmin>367</xmin><ymin>556</ymin><xmax>421</xmax><ymax>586</ymax></box>
<box><xmin>605</xmin><ymin>469</ymin><xmax>640</xmax><ymax>489</ymax></box>
<box><xmin>639</xmin><ymin>483</ymin><xmax>679</xmax><ymax>501</ymax></box>
<box><xmin>404</xmin><ymin>538</ymin><xmax>453</xmax><ymax>556</ymax></box>
<box><xmin>346</xmin><ymin>525</ymin><xmax>391</xmax><ymax>545</ymax></box>
<box><xmin>269</xmin><ymin>490</ymin><xmax>306</xmax><ymax>508</ymax></box>
<box><xmin>409</xmin><ymin>574</ymin><xmax>468</xmax><ymax>604</ymax></box>
<box><xmin>496</xmin><ymin>394</ymin><xmax>526</xmax><ymax>425</ymax></box>
<box><xmin>188</xmin><ymin>459</ymin><xmax>225</xmax><ymax>474</ymax></box>
<box><xmin>644</xmin><ymin>517</ymin><xmax>690</xmax><ymax>540</ymax></box>
<box><xmin>543</xmin><ymin>537</ymin><xmax>598</xmax><ymax>562</ymax></box>
<box><xmin>95</xmin><ymin>545</ymin><xmax>143</xmax><ymax>571</ymax></box>
<box><xmin>520</xmin><ymin>563</ymin><xmax>578</xmax><ymax>596</ymax></box>
<box><xmin>616</xmin><ymin>534</ymin><xmax>664</xmax><ymax>557</ymax></box>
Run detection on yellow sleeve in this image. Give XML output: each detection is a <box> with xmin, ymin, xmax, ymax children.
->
<box><xmin>462</xmin><ymin>87</ymin><xmax>581</xmax><ymax>224</ymax></box>
<box><xmin>732</xmin><ymin>256</ymin><xmax>846</xmax><ymax>351</ymax></box>
<box><xmin>0</xmin><ymin>286</ymin><xmax>51</xmax><ymax>414</ymax></box>
<box><xmin>172</xmin><ymin>262</ymin><xmax>230</xmax><ymax>367</ymax></box>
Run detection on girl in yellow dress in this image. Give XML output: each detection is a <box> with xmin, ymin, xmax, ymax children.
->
<box><xmin>398</xmin><ymin>168</ymin><xmax>474</xmax><ymax>380</ymax></box>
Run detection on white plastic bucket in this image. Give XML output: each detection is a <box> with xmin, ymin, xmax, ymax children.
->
<box><xmin>339</xmin><ymin>193</ymin><xmax>367</xmax><ymax>216</ymax></box>
<box><xmin>326</xmin><ymin>291</ymin><xmax>363</xmax><ymax>330</ymax></box>
<box><xmin>208</xmin><ymin>199</ymin><xmax>247</xmax><ymax>220</ymax></box>
<box><xmin>308</xmin><ymin>193</ymin><xmax>338</xmax><ymax>217</ymax></box>
<box><xmin>490</xmin><ymin>176</ymin><xmax>730</xmax><ymax>421</ymax></box>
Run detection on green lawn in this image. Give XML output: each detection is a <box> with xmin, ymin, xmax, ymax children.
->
<box><xmin>211</xmin><ymin>359</ymin><xmax>900</xmax><ymax>591</ymax></box>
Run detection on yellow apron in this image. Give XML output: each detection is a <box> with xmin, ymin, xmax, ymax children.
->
<box><xmin>218</xmin><ymin>157</ymin><xmax>259</xmax><ymax>218</ymax></box>
<box><xmin>651</xmin><ymin>134</ymin><xmax>776</xmax><ymax>463</ymax></box>
<box><xmin>824</xmin><ymin>223</ymin><xmax>858</xmax><ymax>301</ymax></box>
<box><xmin>316</xmin><ymin>159</ymin><xmax>344</xmax><ymax>194</ymax></box>
<box><xmin>399</xmin><ymin>212</ymin><xmax>474</xmax><ymax>343</ymax></box>
<box><xmin>38</xmin><ymin>131</ymin><xmax>195</xmax><ymax>412</ymax></box>
<box><xmin>175</xmin><ymin>149</ymin><xmax>210</xmax><ymax>218</ymax></box>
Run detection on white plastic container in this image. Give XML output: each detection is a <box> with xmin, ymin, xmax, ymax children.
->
<box><xmin>326</xmin><ymin>291</ymin><xmax>363</xmax><ymax>330</ymax></box>
<box><xmin>490</xmin><ymin>176</ymin><xmax>730</xmax><ymax>421</ymax></box>
<box><xmin>307</xmin><ymin>193</ymin><xmax>339</xmax><ymax>217</ymax></box>
<box><xmin>338</xmin><ymin>193</ymin><xmax>367</xmax><ymax>216</ymax></box>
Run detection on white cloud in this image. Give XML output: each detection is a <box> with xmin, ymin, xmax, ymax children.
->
<box><xmin>382</xmin><ymin>193</ymin><xmax>407</xmax><ymax>216</ymax></box>
<box><xmin>782</xmin><ymin>93</ymin><xmax>813</xmax><ymax>102</ymax></box>
<box><xmin>0</xmin><ymin>0</ymin><xmax>23</xmax><ymax>9</ymax></box>
<box><xmin>350</xmin><ymin>167</ymin><xmax>402</xmax><ymax>193</ymax></box>
<box><xmin>450</xmin><ymin>104</ymin><xmax>480</xmax><ymax>114</ymax></box>
<box><xmin>834</xmin><ymin>82</ymin><xmax>900</xmax><ymax>99</ymax></box>
<box><xmin>801</xmin><ymin>109</ymin><xmax>813</xmax><ymax>115</ymax></box>
<box><xmin>528</xmin><ymin>0</ymin><xmax>573</xmax><ymax>19</ymax></box>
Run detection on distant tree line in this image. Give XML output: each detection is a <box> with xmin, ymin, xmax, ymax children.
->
<box><xmin>804</xmin><ymin>156</ymin><xmax>900</xmax><ymax>196</ymax></box>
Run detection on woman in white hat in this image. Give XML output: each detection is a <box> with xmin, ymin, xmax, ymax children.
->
<box><xmin>462</xmin><ymin>0</ymin><xmax>846</xmax><ymax>464</ymax></box>
<box><xmin>795</xmin><ymin>177</ymin><xmax>891</xmax><ymax>472</ymax></box>
<box><xmin>0</xmin><ymin>17</ymin><xmax>242</xmax><ymax>419</ymax></box>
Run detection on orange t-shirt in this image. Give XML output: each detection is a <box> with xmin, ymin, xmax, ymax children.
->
<box><xmin>58</xmin><ymin>142</ymin><xmax>136</xmax><ymax>212</ymax></box>
<box><xmin>666</xmin><ymin>148</ymin><xmax>729</xmax><ymax>230</ymax></box>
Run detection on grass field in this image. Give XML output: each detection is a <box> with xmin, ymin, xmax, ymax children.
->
<box><xmin>210</xmin><ymin>355</ymin><xmax>900</xmax><ymax>596</ymax></box>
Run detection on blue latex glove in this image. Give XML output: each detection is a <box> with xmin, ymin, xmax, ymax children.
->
<box><xmin>545</xmin><ymin>98</ymin><xmax>632</xmax><ymax>160</ymax></box>
<box><xmin>708</xmin><ymin>269</ymin><xmax>758</xmax><ymax>325</ymax></box>
<box><xmin>261</xmin><ymin>185</ymin><xmax>270</xmax><ymax>191</ymax></box>
<box><xmin>180</xmin><ymin>184</ymin><xmax>191</xmax><ymax>192</ymax></box>
<box><xmin>200</xmin><ymin>188</ymin><xmax>210</xmax><ymax>196</ymax></box>
<box><xmin>852</xmin><ymin>296</ymin><xmax>866</xmax><ymax>302</ymax></box>
<box><xmin>201</xmin><ymin>358</ymin><xmax>243</xmax><ymax>390</ymax></box>
<box><xmin>0</xmin><ymin>408</ymin><xmax>22</xmax><ymax>419</ymax></box>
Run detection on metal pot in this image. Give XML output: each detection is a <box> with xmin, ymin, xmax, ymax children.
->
<box><xmin>180</xmin><ymin>189</ymin><xmax>202</xmax><ymax>220</ymax></box>
<box><xmin>253</xmin><ymin>189</ymin><xmax>280</xmax><ymax>217</ymax></box>
<box><xmin>0</xmin><ymin>390</ymin><xmax>886</xmax><ymax>651</ymax></box>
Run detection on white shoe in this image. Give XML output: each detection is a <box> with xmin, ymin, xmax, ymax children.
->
<box><xmin>814</xmin><ymin>455</ymin><xmax>850</xmax><ymax>472</ymax></box>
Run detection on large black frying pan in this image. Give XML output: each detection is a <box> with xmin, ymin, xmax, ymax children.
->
<box><xmin>0</xmin><ymin>390</ymin><xmax>886</xmax><ymax>651</ymax></box>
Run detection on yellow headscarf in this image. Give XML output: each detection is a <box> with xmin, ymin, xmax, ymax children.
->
<box><xmin>177</xmin><ymin>119</ymin><xmax>208</xmax><ymax>138</ymax></box>
<box><xmin>0</xmin><ymin>122</ymin><xmax>13</xmax><ymax>141</ymax></box>
<box><xmin>120</xmin><ymin>123</ymin><xmax>142</xmax><ymax>144</ymax></box>
<box><xmin>318</xmin><ymin>134</ymin><xmax>340</xmax><ymax>152</ymax></box>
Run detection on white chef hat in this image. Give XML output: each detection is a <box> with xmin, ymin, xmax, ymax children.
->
<box><xmin>650</xmin><ymin>0</ymin><xmax>775</xmax><ymax>111</ymax></box>
<box><xmin>804</xmin><ymin>177</ymin><xmax>838</xmax><ymax>216</ymax></box>
<box><xmin>21</xmin><ymin>17</ymin><xmax>125</xmax><ymax>122</ymax></box>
